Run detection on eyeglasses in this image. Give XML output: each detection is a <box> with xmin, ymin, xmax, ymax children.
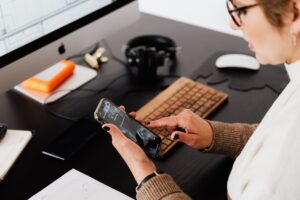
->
<box><xmin>226</xmin><ymin>0</ymin><xmax>259</xmax><ymax>27</ymax></box>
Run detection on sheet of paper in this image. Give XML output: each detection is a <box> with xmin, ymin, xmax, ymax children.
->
<box><xmin>29</xmin><ymin>169</ymin><xmax>133</xmax><ymax>200</ymax></box>
<box><xmin>0</xmin><ymin>129</ymin><xmax>32</xmax><ymax>180</ymax></box>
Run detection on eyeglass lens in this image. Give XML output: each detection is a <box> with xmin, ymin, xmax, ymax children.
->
<box><xmin>227</xmin><ymin>0</ymin><xmax>241</xmax><ymax>27</ymax></box>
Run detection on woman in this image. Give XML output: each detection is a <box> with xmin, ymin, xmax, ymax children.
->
<box><xmin>102</xmin><ymin>0</ymin><xmax>300</xmax><ymax>199</ymax></box>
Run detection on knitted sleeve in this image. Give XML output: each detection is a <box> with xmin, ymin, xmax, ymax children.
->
<box><xmin>206</xmin><ymin>121</ymin><xmax>258</xmax><ymax>159</ymax></box>
<box><xmin>136</xmin><ymin>174</ymin><xmax>192</xmax><ymax>200</ymax></box>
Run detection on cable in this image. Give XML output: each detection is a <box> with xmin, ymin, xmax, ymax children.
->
<box><xmin>44</xmin><ymin>73</ymin><xmax>129</xmax><ymax>121</ymax></box>
<box><xmin>47</xmin><ymin>40</ymin><xmax>180</xmax><ymax>121</ymax></box>
<box><xmin>159</xmin><ymin>74</ymin><xmax>180</xmax><ymax>79</ymax></box>
<box><xmin>119</xmin><ymin>74</ymin><xmax>180</xmax><ymax>96</ymax></box>
<box><xmin>66</xmin><ymin>43</ymin><xmax>100</xmax><ymax>60</ymax></box>
<box><xmin>101</xmin><ymin>39</ymin><xmax>127</xmax><ymax>66</ymax></box>
<box><xmin>44</xmin><ymin>88</ymin><xmax>105</xmax><ymax>121</ymax></box>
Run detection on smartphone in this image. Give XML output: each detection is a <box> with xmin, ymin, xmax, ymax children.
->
<box><xmin>94</xmin><ymin>98</ymin><xmax>161</xmax><ymax>158</ymax></box>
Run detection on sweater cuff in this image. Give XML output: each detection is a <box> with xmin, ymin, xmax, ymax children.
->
<box><xmin>204</xmin><ymin>120</ymin><xmax>257</xmax><ymax>159</ymax></box>
<box><xmin>136</xmin><ymin>174</ymin><xmax>189</xmax><ymax>200</ymax></box>
<box><xmin>206</xmin><ymin>120</ymin><xmax>237</xmax><ymax>153</ymax></box>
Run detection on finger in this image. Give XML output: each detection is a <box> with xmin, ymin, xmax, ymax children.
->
<box><xmin>102</xmin><ymin>123</ymin><xmax>127</xmax><ymax>141</ymax></box>
<box><xmin>102</xmin><ymin>123</ymin><xmax>138</xmax><ymax>151</ymax></box>
<box><xmin>130</xmin><ymin>112</ymin><xmax>143</xmax><ymax>122</ymax></box>
<box><xmin>171</xmin><ymin>131</ymin><xmax>198</xmax><ymax>147</ymax></box>
<box><xmin>167</xmin><ymin>126</ymin><xmax>177</xmax><ymax>133</ymax></box>
<box><xmin>147</xmin><ymin>116</ymin><xmax>177</xmax><ymax>128</ymax></box>
<box><xmin>102</xmin><ymin>124</ymin><xmax>143</xmax><ymax>161</ymax></box>
<box><xmin>170</xmin><ymin>131</ymin><xmax>184</xmax><ymax>140</ymax></box>
<box><xmin>129</xmin><ymin>112</ymin><xmax>137</xmax><ymax>118</ymax></box>
<box><xmin>119</xmin><ymin>105</ymin><xmax>126</xmax><ymax>112</ymax></box>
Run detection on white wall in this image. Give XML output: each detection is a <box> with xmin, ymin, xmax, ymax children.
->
<box><xmin>138</xmin><ymin>0</ymin><xmax>242</xmax><ymax>37</ymax></box>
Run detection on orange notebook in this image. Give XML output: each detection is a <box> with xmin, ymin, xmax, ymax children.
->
<box><xmin>22</xmin><ymin>60</ymin><xmax>75</xmax><ymax>93</ymax></box>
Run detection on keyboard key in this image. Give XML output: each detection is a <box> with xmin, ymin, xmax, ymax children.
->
<box><xmin>136</xmin><ymin>77</ymin><xmax>228</xmax><ymax>157</ymax></box>
<box><xmin>161</xmin><ymin>144</ymin><xmax>167</xmax><ymax>150</ymax></box>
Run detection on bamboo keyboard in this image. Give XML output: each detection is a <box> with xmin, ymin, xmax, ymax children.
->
<box><xmin>137</xmin><ymin>77</ymin><xmax>228</xmax><ymax>157</ymax></box>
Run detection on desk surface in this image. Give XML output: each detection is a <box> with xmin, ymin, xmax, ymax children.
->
<box><xmin>0</xmin><ymin>13</ymin><xmax>281</xmax><ymax>199</ymax></box>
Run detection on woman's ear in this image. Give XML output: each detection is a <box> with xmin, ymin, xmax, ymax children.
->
<box><xmin>290</xmin><ymin>0</ymin><xmax>300</xmax><ymax>34</ymax></box>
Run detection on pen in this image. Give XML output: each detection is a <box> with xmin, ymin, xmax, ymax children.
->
<box><xmin>0</xmin><ymin>123</ymin><xmax>7</xmax><ymax>141</ymax></box>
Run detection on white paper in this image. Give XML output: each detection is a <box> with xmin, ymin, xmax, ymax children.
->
<box><xmin>29</xmin><ymin>169</ymin><xmax>133</xmax><ymax>200</ymax></box>
<box><xmin>0</xmin><ymin>129</ymin><xmax>32</xmax><ymax>180</ymax></box>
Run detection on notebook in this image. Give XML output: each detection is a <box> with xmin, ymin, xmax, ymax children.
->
<box><xmin>29</xmin><ymin>169</ymin><xmax>133</xmax><ymax>200</ymax></box>
<box><xmin>0</xmin><ymin>129</ymin><xmax>32</xmax><ymax>181</ymax></box>
<box><xmin>14</xmin><ymin>64</ymin><xmax>97</xmax><ymax>104</ymax></box>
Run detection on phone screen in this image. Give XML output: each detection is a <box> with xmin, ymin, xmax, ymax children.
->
<box><xmin>95</xmin><ymin>98</ymin><xmax>161</xmax><ymax>158</ymax></box>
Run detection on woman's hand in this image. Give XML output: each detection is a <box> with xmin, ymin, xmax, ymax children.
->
<box><xmin>147</xmin><ymin>109</ymin><xmax>213</xmax><ymax>150</ymax></box>
<box><xmin>102</xmin><ymin>106</ymin><xmax>156</xmax><ymax>184</ymax></box>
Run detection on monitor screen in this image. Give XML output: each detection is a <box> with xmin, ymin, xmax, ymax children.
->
<box><xmin>0</xmin><ymin>0</ymin><xmax>113</xmax><ymax>57</ymax></box>
<box><xmin>0</xmin><ymin>0</ymin><xmax>138</xmax><ymax>93</ymax></box>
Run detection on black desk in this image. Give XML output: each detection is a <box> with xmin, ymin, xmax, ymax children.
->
<box><xmin>0</xmin><ymin>13</ymin><xmax>281</xmax><ymax>199</ymax></box>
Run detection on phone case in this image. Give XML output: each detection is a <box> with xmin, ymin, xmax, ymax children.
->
<box><xmin>94</xmin><ymin>98</ymin><xmax>161</xmax><ymax>158</ymax></box>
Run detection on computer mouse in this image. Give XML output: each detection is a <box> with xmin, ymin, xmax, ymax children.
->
<box><xmin>0</xmin><ymin>123</ymin><xmax>7</xmax><ymax>141</ymax></box>
<box><xmin>215</xmin><ymin>54</ymin><xmax>260</xmax><ymax>70</ymax></box>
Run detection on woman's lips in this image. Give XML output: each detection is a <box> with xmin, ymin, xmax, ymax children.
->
<box><xmin>248</xmin><ymin>43</ymin><xmax>254</xmax><ymax>50</ymax></box>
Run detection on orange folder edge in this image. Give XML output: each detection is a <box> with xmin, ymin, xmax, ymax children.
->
<box><xmin>22</xmin><ymin>60</ymin><xmax>75</xmax><ymax>93</ymax></box>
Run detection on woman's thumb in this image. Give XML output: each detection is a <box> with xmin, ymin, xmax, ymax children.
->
<box><xmin>102</xmin><ymin>124</ymin><xmax>125</xmax><ymax>139</ymax></box>
<box><xmin>171</xmin><ymin>131</ymin><xmax>197</xmax><ymax>146</ymax></box>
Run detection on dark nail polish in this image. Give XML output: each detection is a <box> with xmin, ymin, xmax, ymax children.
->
<box><xmin>173</xmin><ymin>134</ymin><xmax>179</xmax><ymax>140</ymax></box>
<box><xmin>175</xmin><ymin>127</ymin><xmax>185</xmax><ymax>132</ymax></box>
<box><xmin>103</xmin><ymin>126</ymin><xmax>110</xmax><ymax>131</ymax></box>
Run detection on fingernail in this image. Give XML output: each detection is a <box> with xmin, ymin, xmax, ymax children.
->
<box><xmin>144</xmin><ymin>121</ymin><xmax>150</xmax><ymax>125</ymax></box>
<box><xmin>103</xmin><ymin>126</ymin><xmax>110</xmax><ymax>131</ymax></box>
<box><xmin>175</xmin><ymin>127</ymin><xmax>185</xmax><ymax>132</ymax></box>
<box><xmin>173</xmin><ymin>134</ymin><xmax>179</xmax><ymax>140</ymax></box>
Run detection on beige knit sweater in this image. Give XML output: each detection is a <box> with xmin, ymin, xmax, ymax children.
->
<box><xmin>136</xmin><ymin>121</ymin><xmax>258</xmax><ymax>200</ymax></box>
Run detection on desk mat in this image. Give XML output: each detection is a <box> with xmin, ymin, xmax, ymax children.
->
<box><xmin>192</xmin><ymin>52</ymin><xmax>290</xmax><ymax>94</ymax></box>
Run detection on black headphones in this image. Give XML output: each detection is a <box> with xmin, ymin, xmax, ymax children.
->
<box><xmin>124</xmin><ymin>35</ymin><xmax>177</xmax><ymax>82</ymax></box>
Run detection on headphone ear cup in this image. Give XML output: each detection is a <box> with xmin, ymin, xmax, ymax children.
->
<box><xmin>136</xmin><ymin>48</ymin><xmax>146</xmax><ymax>78</ymax></box>
<box><xmin>126</xmin><ymin>49</ymin><xmax>138</xmax><ymax>66</ymax></box>
<box><xmin>146</xmin><ymin>49</ymin><xmax>158</xmax><ymax>79</ymax></box>
<box><xmin>137</xmin><ymin>49</ymin><xmax>157</xmax><ymax>80</ymax></box>
<box><xmin>125</xmin><ymin>35</ymin><xmax>177</xmax><ymax>82</ymax></box>
<box><xmin>157</xmin><ymin>51</ymin><xmax>165</xmax><ymax>66</ymax></box>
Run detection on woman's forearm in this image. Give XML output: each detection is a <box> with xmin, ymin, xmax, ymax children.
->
<box><xmin>136</xmin><ymin>174</ymin><xmax>192</xmax><ymax>200</ymax></box>
<box><xmin>206</xmin><ymin>121</ymin><xmax>258</xmax><ymax>159</ymax></box>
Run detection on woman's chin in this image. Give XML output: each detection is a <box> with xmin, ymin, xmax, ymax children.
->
<box><xmin>255</xmin><ymin>53</ymin><xmax>285</xmax><ymax>65</ymax></box>
<box><xmin>255</xmin><ymin>55</ymin><xmax>268</xmax><ymax>65</ymax></box>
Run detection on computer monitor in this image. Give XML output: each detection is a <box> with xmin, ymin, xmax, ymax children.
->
<box><xmin>0</xmin><ymin>0</ymin><xmax>139</xmax><ymax>93</ymax></box>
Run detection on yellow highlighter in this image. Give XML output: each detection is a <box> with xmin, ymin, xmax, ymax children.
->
<box><xmin>22</xmin><ymin>60</ymin><xmax>75</xmax><ymax>93</ymax></box>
